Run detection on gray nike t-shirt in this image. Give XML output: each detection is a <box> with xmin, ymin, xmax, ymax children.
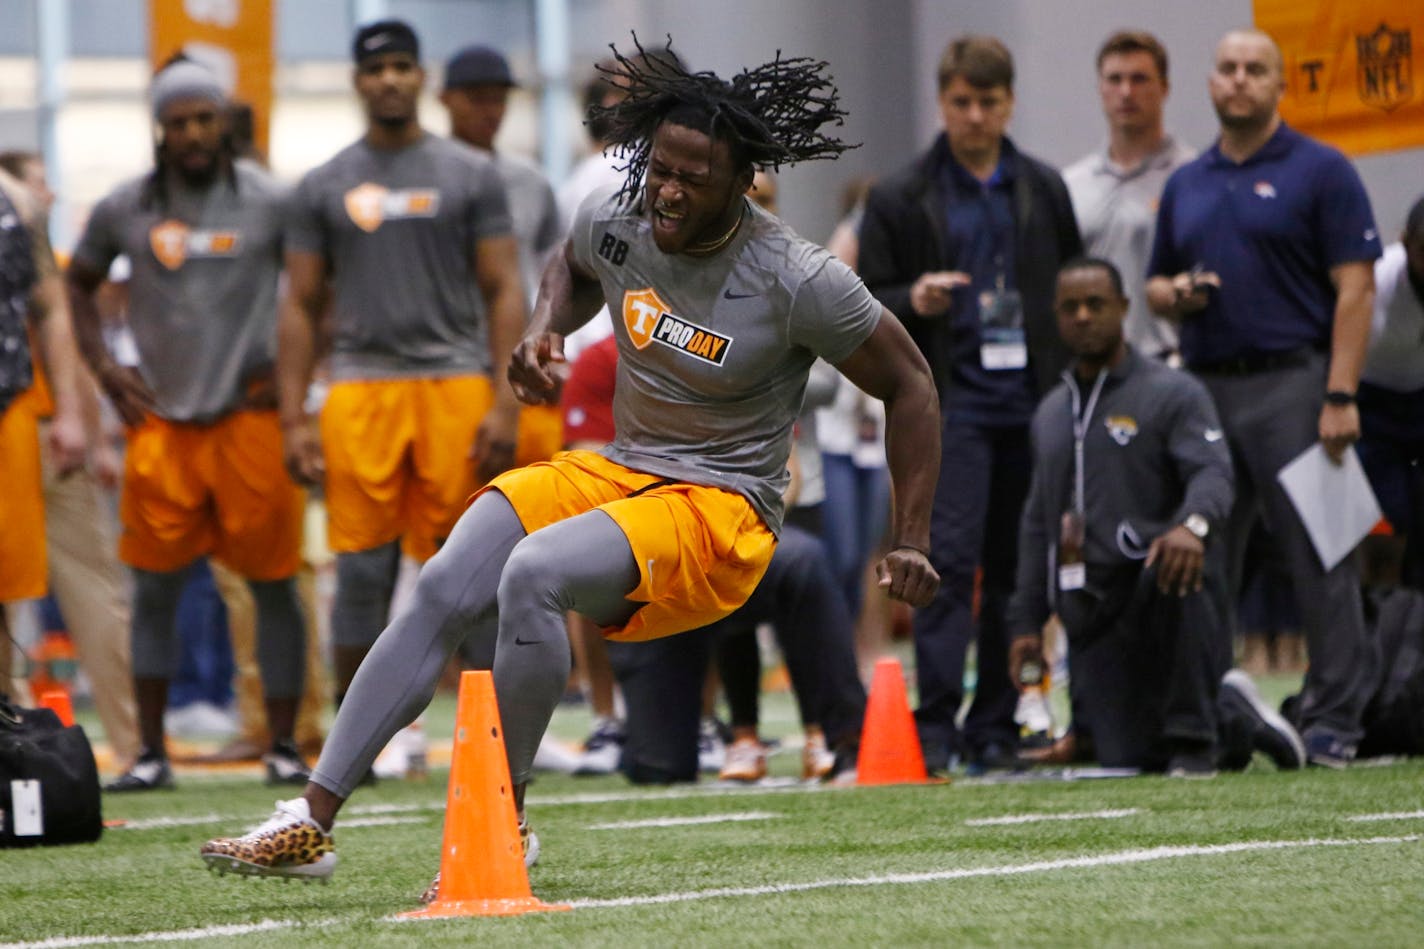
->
<box><xmin>287</xmin><ymin>132</ymin><xmax>512</xmax><ymax>380</ymax></box>
<box><xmin>570</xmin><ymin>188</ymin><xmax>881</xmax><ymax>534</ymax></box>
<box><xmin>71</xmin><ymin>161</ymin><xmax>285</xmax><ymax>422</ymax></box>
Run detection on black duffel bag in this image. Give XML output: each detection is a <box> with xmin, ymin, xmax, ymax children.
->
<box><xmin>0</xmin><ymin>698</ymin><xmax>103</xmax><ymax>846</ymax></box>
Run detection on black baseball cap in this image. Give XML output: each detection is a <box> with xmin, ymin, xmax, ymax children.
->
<box><xmin>353</xmin><ymin>19</ymin><xmax>420</xmax><ymax>64</ymax></box>
<box><xmin>444</xmin><ymin>45</ymin><xmax>516</xmax><ymax>90</ymax></box>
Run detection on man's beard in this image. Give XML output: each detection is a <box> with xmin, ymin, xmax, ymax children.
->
<box><xmin>167</xmin><ymin>147</ymin><xmax>221</xmax><ymax>187</ymax></box>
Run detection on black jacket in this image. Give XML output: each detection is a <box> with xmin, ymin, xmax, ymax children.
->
<box><xmin>858</xmin><ymin>134</ymin><xmax>1083</xmax><ymax>402</ymax></box>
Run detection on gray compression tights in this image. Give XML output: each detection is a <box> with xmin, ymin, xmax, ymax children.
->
<box><xmin>130</xmin><ymin>566</ymin><xmax>306</xmax><ymax>698</ymax></box>
<box><xmin>331</xmin><ymin>541</ymin><xmax>401</xmax><ymax>648</ymax></box>
<box><xmin>310</xmin><ymin>491</ymin><xmax>640</xmax><ymax>797</ymax></box>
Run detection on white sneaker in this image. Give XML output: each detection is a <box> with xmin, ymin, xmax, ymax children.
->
<box><xmin>373</xmin><ymin>722</ymin><xmax>429</xmax><ymax>779</ymax></box>
<box><xmin>719</xmin><ymin>738</ymin><xmax>767</xmax><ymax>783</ymax></box>
<box><xmin>574</xmin><ymin>717</ymin><xmax>625</xmax><ymax>775</ymax></box>
<box><xmin>698</xmin><ymin>717</ymin><xmax>726</xmax><ymax>773</ymax></box>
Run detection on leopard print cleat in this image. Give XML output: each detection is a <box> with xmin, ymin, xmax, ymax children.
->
<box><xmin>200</xmin><ymin>798</ymin><xmax>337</xmax><ymax>881</ymax></box>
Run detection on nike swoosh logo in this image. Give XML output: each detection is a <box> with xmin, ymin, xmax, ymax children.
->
<box><xmin>514</xmin><ymin>636</ymin><xmax>541</xmax><ymax>646</ymax></box>
<box><xmin>1204</xmin><ymin>429</ymin><xmax>1223</xmax><ymax>443</ymax></box>
<box><xmin>723</xmin><ymin>289</ymin><xmax>757</xmax><ymax>300</ymax></box>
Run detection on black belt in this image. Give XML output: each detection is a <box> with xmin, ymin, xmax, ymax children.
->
<box><xmin>1189</xmin><ymin>346</ymin><xmax>1316</xmax><ymax>376</ymax></box>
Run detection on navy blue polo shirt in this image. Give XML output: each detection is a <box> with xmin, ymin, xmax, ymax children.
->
<box><xmin>1147</xmin><ymin>123</ymin><xmax>1381</xmax><ymax>367</ymax></box>
<box><xmin>938</xmin><ymin>138</ymin><xmax>1036</xmax><ymax>426</ymax></box>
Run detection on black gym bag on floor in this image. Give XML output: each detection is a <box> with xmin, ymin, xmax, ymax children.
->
<box><xmin>0</xmin><ymin>698</ymin><xmax>103</xmax><ymax>846</ymax></box>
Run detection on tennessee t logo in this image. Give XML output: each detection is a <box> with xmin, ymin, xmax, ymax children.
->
<box><xmin>622</xmin><ymin>288</ymin><xmax>733</xmax><ymax>365</ymax></box>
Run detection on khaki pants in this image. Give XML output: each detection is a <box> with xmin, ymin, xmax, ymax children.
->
<box><xmin>210</xmin><ymin>560</ymin><xmax>328</xmax><ymax>750</ymax></box>
<box><xmin>40</xmin><ymin>422</ymin><xmax>141</xmax><ymax>765</ymax></box>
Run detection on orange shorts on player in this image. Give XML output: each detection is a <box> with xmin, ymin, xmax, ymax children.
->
<box><xmin>321</xmin><ymin>375</ymin><xmax>493</xmax><ymax>562</ymax></box>
<box><xmin>484</xmin><ymin>449</ymin><xmax>776</xmax><ymax>643</ymax></box>
<box><xmin>119</xmin><ymin>410</ymin><xmax>303</xmax><ymax>580</ymax></box>
<box><xmin>515</xmin><ymin>403</ymin><xmax>563</xmax><ymax>467</ymax></box>
<box><xmin>0</xmin><ymin>398</ymin><xmax>46</xmax><ymax>601</ymax></box>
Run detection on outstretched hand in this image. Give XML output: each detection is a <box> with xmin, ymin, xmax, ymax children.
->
<box><xmin>508</xmin><ymin>333</ymin><xmax>570</xmax><ymax>406</ymax></box>
<box><xmin>875</xmin><ymin>546</ymin><xmax>939</xmax><ymax>607</ymax></box>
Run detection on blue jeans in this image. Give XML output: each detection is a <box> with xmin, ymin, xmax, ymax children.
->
<box><xmin>820</xmin><ymin>454</ymin><xmax>890</xmax><ymax>619</ymax></box>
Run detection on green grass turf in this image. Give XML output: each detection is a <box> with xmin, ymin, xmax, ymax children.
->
<box><xmin>5</xmin><ymin>684</ymin><xmax>1422</xmax><ymax>947</ymax></box>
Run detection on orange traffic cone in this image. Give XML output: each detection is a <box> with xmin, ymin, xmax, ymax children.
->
<box><xmin>856</xmin><ymin>657</ymin><xmax>940</xmax><ymax>785</ymax></box>
<box><xmin>399</xmin><ymin>670</ymin><xmax>570</xmax><ymax>919</ymax></box>
<box><xmin>38</xmin><ymin>687</ymin><xmax>75</xmax><ymax>727</ymax></box>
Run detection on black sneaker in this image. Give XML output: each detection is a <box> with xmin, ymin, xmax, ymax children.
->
<box><xmin>105</xmin><ymin>755</ymin><xmax>175</xmax><ymax>792</ymax></box>
<box><xmin>1166</xmin><ymin>741</ymin><xmax>1218</xmax><ymax>779</ymax></box>
<box><xmin>263</xmin><ymin>740</ymin><xmax>312</xmax><ymax>786</ymax></box>
<box><xmin>1305</xmin><ymin>731</ymin><xmax>1355</xmax><ymax>770</ymax></box>
<box><xmin>1220</xmin><ymin>669</ymin><xmax>1305</xmax><ymax>770</ymax></box>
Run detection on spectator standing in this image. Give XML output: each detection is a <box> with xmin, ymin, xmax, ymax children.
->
<box><xmin>66</xmin><ymin>59</ymin><xmax>309</xmax><ymax>789</ymax></box>
<box><xmin>1356</xmin><ymin>196</ymin><xmax>1424</xmax><ymax>587</ymax></box>
<box><xmin>1063</xmin><ymin>30</ymin><xmax>1195</xmax><ymax>362</ymax></box>
<box><xmin>0</xmin><ymin>164</ymin><xmax>86</xmax><ymax>698</ymax></box>
<box><xmin>1146</xmin><ymin>28</ymin><xmax>1381</xmax><ymax>768</ymax></box>
<box><xmin>858</xmin><ymin>34</ymin><xmax>1082</xmax><ymax>773</ymax></box>
<box><xmin>277</xmin><ymin>21</ymin><xmax>526</xmax><ymax>707</ymax></box>
<box><xmin>0</xmin><ymin>150</ymin><xmax>139</xmax><ymax>768</ymax></box>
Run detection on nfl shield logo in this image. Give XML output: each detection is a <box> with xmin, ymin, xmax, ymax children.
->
<box><xmin>1357</xmin><ymin>23</ymin><xmax>1413</xmax><ymax>112</ymax></box>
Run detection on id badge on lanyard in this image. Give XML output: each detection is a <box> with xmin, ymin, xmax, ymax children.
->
<box><xmin>979</xmin><ymin>272</ymin><xmax>1026</xmax><ymax>371</ymax></box>
<box><xmin>1059</xmin><ymin>370</ymin><xmax>1107</xmax><ymax>593</ymax></box>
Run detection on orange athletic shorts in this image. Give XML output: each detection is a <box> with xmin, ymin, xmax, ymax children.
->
<box><xmin>484</xmin><ymin>449</ymin><xmax>776</xmax><ymax>643</ymax></box>
<box><xmin>0</xmin><ymin>398</ymin><xmax>46</xmax><ymax>601</ymax></box>
<box><xmin>321</xmin><ymin>375</ymin><xmax>493</xmax><ymax>562</ymax></box>
<box><xmin>119</xmin><ymin>410</ymin><xmax>303</xmax><ymax>580</ymax></box>
<box><xmin>515</xmin><ymin>403</ymin><xmax>564</xmax><ymax>467</ymax></box>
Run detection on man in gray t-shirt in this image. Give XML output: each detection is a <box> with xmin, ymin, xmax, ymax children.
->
<box><xmin>68</xmin><ymin>59</ymin><xmax>309</xmax><ymax>793</ymax></box>
<box><xmin>205</xmin><ymin>47</ymin><xmax>941</xmax><ymax>890</ymax></box>
<box><xmin>1064</xmin><ymin>30</ymin><xmax>1195</xmax><ymax>361</ymax></box>
<box><xmin>439</xmin><ymin>43</ymin><xmax>566</xmax><ymax>473</ymax></box>
<box><xmin>277</xmin><ymin>21</ymin><xmax>527</xmax><ymax>702</ymax></box>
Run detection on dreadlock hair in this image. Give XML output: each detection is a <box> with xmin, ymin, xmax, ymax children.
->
<box><xmin>142</xmin><ymin>50</ymin><xmax>240</xmax><ymax>212</ymax></box>
<box><xmin>590</xmin><ymin>35</ymin><xmax>856</xmax><ymax>206</ymax></box>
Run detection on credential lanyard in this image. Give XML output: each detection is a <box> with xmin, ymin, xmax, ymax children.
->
<box><xmin>1068</xmin><ymin>369</ymin><xmax>1108</xmax><ymax>516</ymax></box>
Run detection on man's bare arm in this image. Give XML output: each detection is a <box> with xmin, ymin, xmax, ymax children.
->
<box><xmin>508</xmin><ymin>240</ymin><xmax>605</xmax><ymax>404</ymax></box>
<box><xmin>471</xmin><ymin>233</ymin><xmax>527</xmax><ymax>481</ymax></box>
<box><xmin>1319</xmin><ymin>259</ymin><xmax>1374</xmax><ymax>462</ymax></box>
<box><xmin>277</xmin><ymin>249</ymin><xmax>329</xmax><ymax>485</ymax></box>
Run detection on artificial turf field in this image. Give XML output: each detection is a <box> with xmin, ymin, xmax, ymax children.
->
<box><xmin>4</xmin><ymin>675</ymin><xmax>1422</xmax><ymax>948</ymax></box>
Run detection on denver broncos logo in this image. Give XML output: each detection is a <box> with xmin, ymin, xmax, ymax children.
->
<box><xmin>148</xmin><ymin>220</ymin><xmax>242</xmax><ymax>270</ymax></box>
<box><xmin>344</xmin><ymin>183</ymin><xmax>440</xmax><ymax>232</ymax></box>
<box><xmin>622</xmin><ymin>288</ymin><xmax>732</xmax><ymax>365</ymax></box>
<box><xmin>1105</xmin><ymin>415</ymin><xmax>1138</xmax><ymax>446</ymax></box>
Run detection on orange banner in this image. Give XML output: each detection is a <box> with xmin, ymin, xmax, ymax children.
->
<box><xmin>1254</xmin><ymin>1</ymin><xmax>1424</xmax><ymax>157</ymax></box>
<box><xmin>149</xmin><ymin>0</ymin><xmax>275</xmax><ymax>158</ymax></box>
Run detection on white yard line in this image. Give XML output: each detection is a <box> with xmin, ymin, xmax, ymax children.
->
<box><xmin>5</xmin><ymin>833</ymin><xmax>1415</xmax><ymax>946</ymax></box>
<box><xmin>965</xmin><ymin>808</ymin><xmax>1140</xmax><ymax>826</ymax></box>
<box><xmin>1345</xmin><ymin>810</ymin><xmax>1424</xmax><ymax>823</ymax></box>
<box><xmin>565</xmin><ymin>833</ymin><xmax>1421</xmax><ymax>909</ymax></box>
<box><xmin>588</xmin><ymin>811</ymin><xmax>779</xmax><ymax>830</ymax></box>
<box><xmin>335</xmin><ymin>816</ymin><xmax>428</xmax><ymax>828</ymax></box>
<box><xmin>0</xmin><ymin>919</ymin><xmax>301</xmax><ymax>948</ymax></box>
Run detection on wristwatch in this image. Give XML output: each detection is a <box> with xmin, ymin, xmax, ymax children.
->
<box><xmin>1182</xmin><ymin>514</ymin><xmax>1210</xmax><ymax>541</ymax></box>
<box><xmin>1324</xmin><ymin>390</ymin><xmax>1357</xmax><ymax>406</ymax></box>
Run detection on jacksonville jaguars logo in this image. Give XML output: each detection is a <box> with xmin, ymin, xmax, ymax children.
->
<box><xmin>1105</xmin><ymin>415</ymin><xmax>1138</xmax><ymax>446</ymax></box>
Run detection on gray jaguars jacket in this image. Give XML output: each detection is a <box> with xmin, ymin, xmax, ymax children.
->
<box><xmin>1007</xmin><ymin>347</ymin><xmax>1234</xmax><ymax>639</ymax></box>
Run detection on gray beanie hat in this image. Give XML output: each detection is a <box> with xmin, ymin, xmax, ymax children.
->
<box><xmin>151</xmin><ymin>60</ymin><xmax>226</xmax><ymax>120</ymax></box>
